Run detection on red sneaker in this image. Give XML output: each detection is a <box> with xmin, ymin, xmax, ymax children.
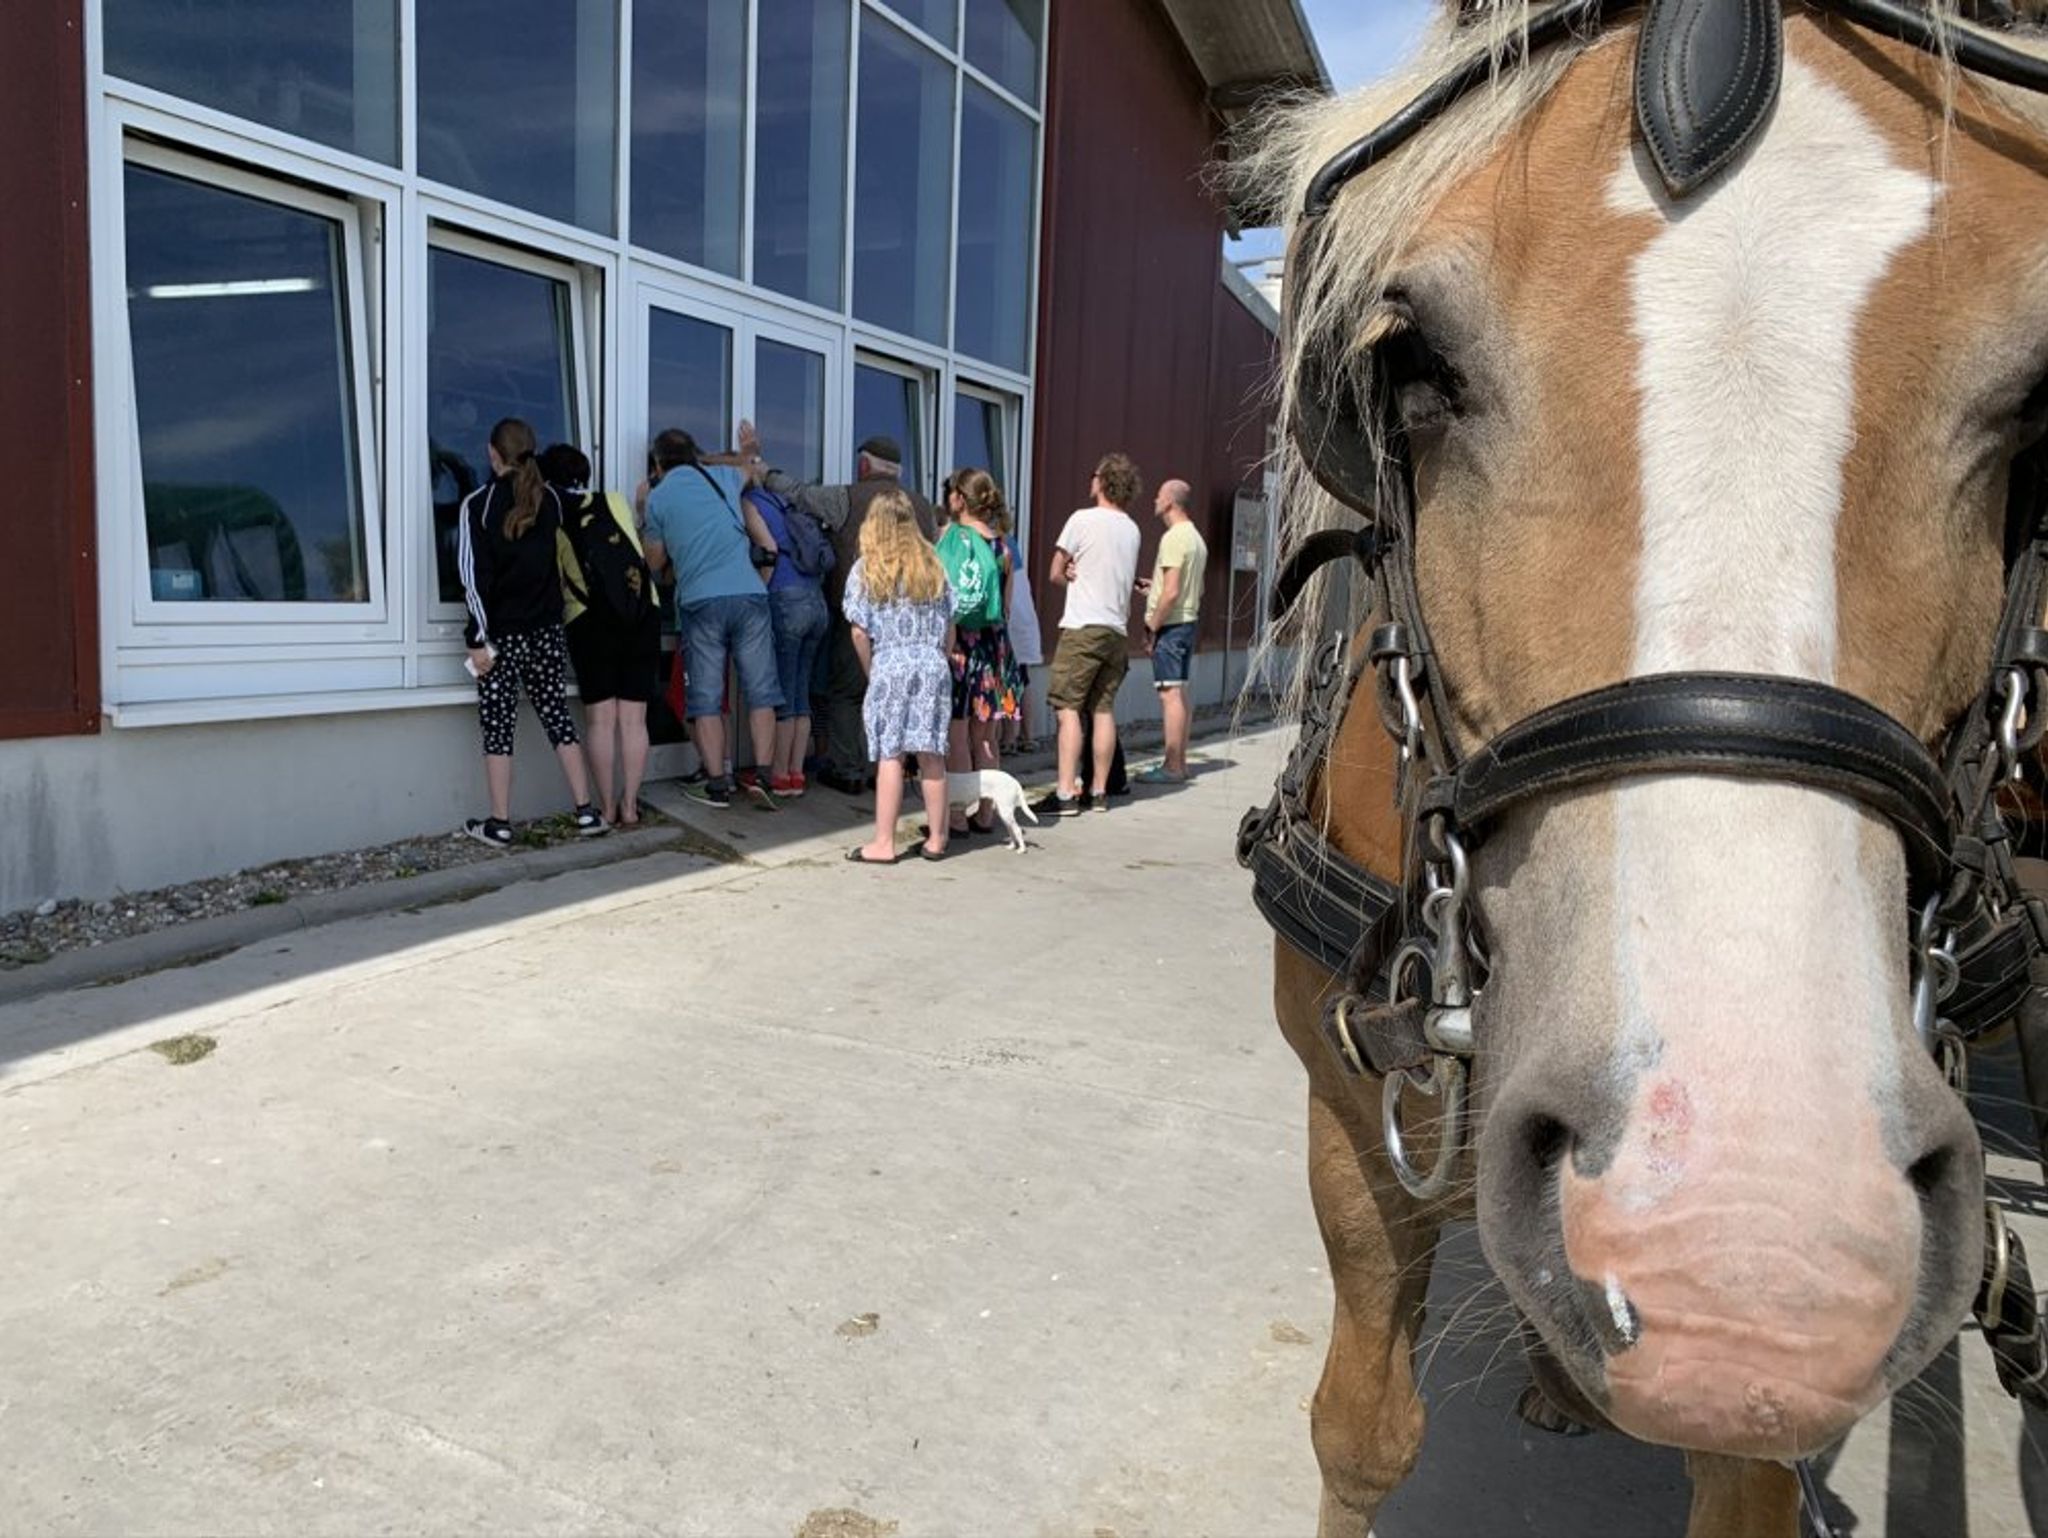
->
<box><xmin>772</xmin><ymin>772</ymin><xmax>807</xmax><ymax>798</ymax></box>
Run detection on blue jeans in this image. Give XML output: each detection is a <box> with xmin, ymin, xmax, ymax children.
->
<box><xmin>679</xmin><ymin>593</ymin><xmax>782</xmax><ymax>720</ymax></box>
<box><xmin>1152</xmin><ymin>621</ymin><xmax>1198</xmax><ymax>687</ymax></box>
<box><xmin>769</xmin><ymin>585</ymin><xmax>830</xmax><ymax>722</ymax></box>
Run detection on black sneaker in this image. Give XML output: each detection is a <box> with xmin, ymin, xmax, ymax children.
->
<box><xmin>1031</xmin><ymin>789</ymin><xmax>1083</xmax><ymax>819</ymax></box>
<box><xmin>683</xmin><ymin>777</ymin><xmax>733</xmax><ymax>810</ymax></box>
<box><xmin>573</xmin><ymin>803</ymin><xmax>608</xmax><ymax>837</ymax></box>
<box><xmin>735</xmin><ymin>770</ymin><xmax>782</xmax><ymax>812</ymax></box>
<box><xmin>1089</xmin><ymin>791</ymin><xmax>1109</xmax><ymax>813</ymax></box>
<box><xmin>464</xmin><ymin>816</ymin><xmax>514</xmax><ymax>849</ymax></box>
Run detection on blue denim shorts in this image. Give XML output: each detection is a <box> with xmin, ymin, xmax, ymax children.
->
<box><xmin>680</xmin><ymin>593</ymin><xmax>783</xmax><ymax>720</ymax></box>
<box><xmin>1152</xmin><ymin>621</ymin><xmax>1198</xmax><ymax>687</ymax></box>
<box><xmin>769</xmin><ymin>585</ymin><xmax>831</xmax><ymax>722</ymax></box>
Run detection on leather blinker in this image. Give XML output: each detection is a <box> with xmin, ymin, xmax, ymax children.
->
<box><xmin>1635</xmin><ymin>0</ymin><xmax>1785</xmax><ymax>196</ymax></box>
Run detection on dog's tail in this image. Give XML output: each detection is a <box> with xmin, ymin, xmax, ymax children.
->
<box><xmin>1018</xmin><ymin>798</ymin><xmax>1041</xmax><ymax>825</ymax></box>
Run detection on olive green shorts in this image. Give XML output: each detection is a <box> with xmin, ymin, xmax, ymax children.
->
<box><xmin>1048</xmin><ymin>624</ymin><xmax>1130</xmax><ymax>715</ymax></box>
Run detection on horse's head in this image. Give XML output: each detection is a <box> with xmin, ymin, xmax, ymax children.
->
<box><xmin>1261</xmin><ymin>2</ymin><xmax>2048</xmax><ymax>1459</ymax></box>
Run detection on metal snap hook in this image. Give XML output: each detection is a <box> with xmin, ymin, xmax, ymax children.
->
<box><xmin>1999</xmin><ymin>667</ymin><xmax>2029</xmax><ymax>782</ymax></box>
<box><xmin>1383</xmin><ymin>1055</ymin><xmax>1469</xmax><ymax>1201</ymax></box>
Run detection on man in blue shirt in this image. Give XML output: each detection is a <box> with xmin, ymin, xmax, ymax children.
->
<box><xmin>642</xmin><ymin>424</ymin><xmax>782</xmax><ymax>810</ymax></box>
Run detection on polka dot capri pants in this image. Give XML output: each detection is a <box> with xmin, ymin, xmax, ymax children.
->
<box><xmin>476</xmin><ymin>625</ymin><xmax>581</xmax><ymax>757</ymax></box>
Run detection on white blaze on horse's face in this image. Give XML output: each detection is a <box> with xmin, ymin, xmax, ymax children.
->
<box><xmin>1462</xmin><ymin>44</ymin><xmax>1988</xmax><ymax>1458</ymax></box>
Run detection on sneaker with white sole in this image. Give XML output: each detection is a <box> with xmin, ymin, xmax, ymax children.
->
<box><xmin>1031</xmin><ymin>789</ymin><xmax>1083</xmax><ymax>819</ymax></box>
<box><xmin>683</xmin><ymin>778</ymin><xmax>734</xmax><ymax>810</ymax></box>
<box><xmin>464</xmin><ymin>816</ymin><xmax>514</xmax><ymax>849</ymax></box>
<box><xmin>573</xmin><ymin>803</ymin><xmax>608</xmax><ymax>837</ymax></box>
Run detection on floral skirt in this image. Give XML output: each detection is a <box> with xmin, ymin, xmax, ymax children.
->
<box><xmin>950</xmin><ymin>624</ymin><xmax>1021</xmax><ymax>723</ymax></box>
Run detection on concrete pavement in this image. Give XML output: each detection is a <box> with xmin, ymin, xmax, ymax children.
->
<box><xmin>0</xmin><ymin>726</ymin><xmax>2040</xmax><ymax>1535</ymax></box>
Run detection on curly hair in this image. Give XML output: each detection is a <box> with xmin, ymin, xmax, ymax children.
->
<box><xmin>1094</xmin><ymin>452</ymin><xmax>1142</xmax><ymax>510</ymax></box>
<box><xmin>859</xmin><ymin>489</ymin><xmax>948</xmax><ymax>604</ymax></box>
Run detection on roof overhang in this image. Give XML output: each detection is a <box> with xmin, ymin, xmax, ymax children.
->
<box><xmin>1154</xmin><ymin>0</ymin><xmax>1333</xmax><ymax>227</ymax></box>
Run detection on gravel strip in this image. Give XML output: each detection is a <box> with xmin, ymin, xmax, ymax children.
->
<box><xmin>0</xmin><ymin>810</ymin><xmax>671</xmax><ymax>970</ymax></box>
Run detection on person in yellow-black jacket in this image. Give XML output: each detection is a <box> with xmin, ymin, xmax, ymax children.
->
<box><xmin>540</xmin><ymin>441</ymin><xmax>661</xmax><ymax>828</ymax></box>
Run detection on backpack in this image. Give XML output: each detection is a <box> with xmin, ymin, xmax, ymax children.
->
<box><xmin>939</xmin><ymin>525</ymin><xmax>1004</xmax><ymax>629</ymax></box>
<box><xmin>564</xmin><ymin>491</ymin><xmax>656</xmax><ymax>624</ymax></box>
<box><xmin>755</xmin><ymin>486</ymin><xmax>836</xmax><ymax>579</ymax></box>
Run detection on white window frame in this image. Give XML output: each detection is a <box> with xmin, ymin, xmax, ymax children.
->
<box><xmin>109</xmin><ymin>137</ymin><xmax>392</xmax><ymax>638</ymax></box>
<box><xmin>852</xmin><ymin>347</ymin><xmax>942</xmax><ymax>496</ymax></box>
<box><xmin>949</xmin><ymin>379</ymin><xmax>1016</xmax><ymax>492</ymax></box>
<box><xmin>418</xmin><ymin>228</ymin><xmax>598</xmax><ymax>642</ymax></box>
<box><xmin>746</xmin><ymin>317</ymin><xmax>842</xmax><ymax>487</ymax></box>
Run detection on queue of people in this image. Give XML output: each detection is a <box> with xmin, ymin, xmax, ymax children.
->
<box><xmin>452</xmin><ymin>414</ymin><xmax>1209</xmax><ymax>852</ymax></box>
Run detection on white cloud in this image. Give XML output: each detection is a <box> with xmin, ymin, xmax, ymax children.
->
<box><xmin>1303</xmin><ymin>0</ymin><xmax>1438</xmax><ymax>91</ymax></box>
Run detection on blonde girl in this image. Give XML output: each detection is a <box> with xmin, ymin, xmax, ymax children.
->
<box><xmin>840</xmin><ymin>490</ymin><xmax>956</xmax><ymax>865</ymax></box>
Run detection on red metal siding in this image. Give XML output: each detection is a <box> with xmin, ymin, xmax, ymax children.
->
<box><xmin>1030</xmin><ymin>0</ymin><xmax>1279</xmax><ymax>656</ymax></box>
<box><xmin>0</xmin><ymin>0</ymin><xmax>98</xmax><ymax>738</ymax></box>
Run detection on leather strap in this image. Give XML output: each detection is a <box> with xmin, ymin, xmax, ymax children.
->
<box><xmin>1243</xmin><ymin>816</ymin><xmax>1403</xmax><ymax>980</ymax></box>
<box><xmin>1444</xmin><ymin>672</ymin><xmax>1956</xmax><ymax>901</ymax></box>
<box><xmin>1636</xmin><ymin>0</ymin><xmax>1784</xmax><ymax>195</ymax></box>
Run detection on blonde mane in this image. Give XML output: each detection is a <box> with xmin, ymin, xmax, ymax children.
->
<box><xmin>1236</xmin><ymin>0</ymin><xmax>2048</xmax><ymax>714</ymax></box>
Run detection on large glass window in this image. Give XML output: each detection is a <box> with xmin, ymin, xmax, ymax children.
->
<box><xmin>881</xmin><ymin>0</ymin><xmax>957</xmax><ymax>48</ymax></box>
<box><xmin>124</xmin><ymin>162</ymin><xmax>373</xmax><ymax>606</ymax></box>
<box><xmin>756</xmin><ymin>339</ymin><xmax>828</xmax><ymax>484</ymax></box>
<box><xmin>630</xmin><ymin>0</ymin><xmax>745</xmax><ymax>274</ymax></box>
<box><xmin>427</xmin><ymin>246</ymin><xmax>580</xmax><ymax>604</ymax></box>
<box><xmin>853</xmin><ymin>15</ymin><xmax>955</xmax><ymax>346</ymax></box>
<box><xmin>645</xmin><ymin>308</ymin><xmax>734</xmax><ymax>451</ymax></box>
<box><xmin>752</xmin><ymin>0</ymin><xmax>850</xmax><ymax>310</ymax></box>
<box><xmin>955</xmin><ymin>83</ymin><xmax>1035</xmax><ymax>373</ymax></box>
<box><xmin>104</xmin><ymin>0</ymin><xmax>399</xmax><ymax>164</ymax></box>
<box><xmin>965</xmin><ymin>0</ymin><xmax>1041</xmax><ymax>104</ymax></box>
<box><xmin>952</xmin><ymin>389</ymin><xmax>1010</xmax><ymax>493</ymax></box>
<box><xmin>854</xmin><ymin>359</ymin><xmax>930</xmax><ymax>493</ymax></box>
<box><xmin>416</xmin><ymin>0</ymin><xmax>618</xmax><ymax>233</ymax></box>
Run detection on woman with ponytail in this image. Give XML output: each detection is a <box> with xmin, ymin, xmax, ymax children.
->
<box><xmin>934</xmin><ymin>467</ymin><xmax>1021</xmax><ymax>834</ymax></box>
<box><xmin>457</xmin><ymin>417</ymin><xmax>605</xmax><ymax>846</ymax></box>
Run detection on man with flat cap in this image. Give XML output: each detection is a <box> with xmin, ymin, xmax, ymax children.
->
<box><xmin>744</xmin><ymin>427</ymin><xmax>935</xmax><ymax>793</ymax></box>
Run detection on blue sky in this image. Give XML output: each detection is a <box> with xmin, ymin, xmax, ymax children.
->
<box><xmin>1226</xmin><ymin>0</ymin><xmax>1438</xmax><ymax>262</ymax></box>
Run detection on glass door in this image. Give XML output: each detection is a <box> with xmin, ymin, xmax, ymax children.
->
<box><xmin>853</xmin><ymin>354</ymin><xmax>935</xmax><ymax>497</ymax></box>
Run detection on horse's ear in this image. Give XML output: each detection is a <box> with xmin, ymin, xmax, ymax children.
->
<box><xmin>1445</xmin><ymin>0</ymin><xmax>1495</xmax><ymax>22</ymax></box>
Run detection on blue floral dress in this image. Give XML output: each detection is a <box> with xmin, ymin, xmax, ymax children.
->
<box><xmin>841</xmin><ymin>558</ymin><xmax>955</xmax><ymax>760</ymax></box>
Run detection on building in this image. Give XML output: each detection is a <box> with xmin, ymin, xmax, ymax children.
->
<box><xmin>0</xmin><ymin>0</ymin><xmax>1324</xmax><ymax>912</ymax></box>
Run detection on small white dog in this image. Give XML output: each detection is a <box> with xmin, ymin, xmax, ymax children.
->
<box><xmin>946</xmin><ymin>769</ymin><xmax>1039</xmax><ymax>853</ymax></box>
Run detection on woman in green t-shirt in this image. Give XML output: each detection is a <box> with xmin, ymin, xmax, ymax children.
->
<box><xmin>935</xmin><ymin>468</ymin><xmax>1023</xmax><ymax>835</ymax></box>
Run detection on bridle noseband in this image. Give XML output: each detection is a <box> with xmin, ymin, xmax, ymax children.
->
<box><xmin>1238</xmin><ymin>0</ymin><xmax>2048</xmax><ymax>1408</ymax></box>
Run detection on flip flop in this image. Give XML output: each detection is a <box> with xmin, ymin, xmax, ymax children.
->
<box><xmin>844</xmin><ymin>847</ymin><xmax>904</xmax><ymax>866</ymax></box>
<box><xmin>919</xmin><ymin>844</ymin><xmax>949</xmax><ymax>862</ymax></box>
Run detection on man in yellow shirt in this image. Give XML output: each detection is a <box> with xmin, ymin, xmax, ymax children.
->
<box><xmin>1138</xmin><ymin>479</ymin><xmax>1209</xmax><ymax>784</ymax></box>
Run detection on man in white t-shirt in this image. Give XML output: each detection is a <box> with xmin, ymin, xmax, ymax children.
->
<box><xmin>1034</xmin><ymin>452</ymin><xmax>1144</xmax><ymax>817</ymax></box>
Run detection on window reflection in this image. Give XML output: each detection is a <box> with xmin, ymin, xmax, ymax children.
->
<box><xmin>631</xmin><ymin>0</ymin><xmax>745</xmax><ymax>273</ymax></box>
<box><xmin>646</xmin><ymin>309</ymin><xmax>734</xmax><ymax>450</ymax></box>
<box><xmin>883</xmin><ymin>0</ymin><xmax>956</xmax><ymax>47</ymax></box>
<box><xmin>753</xmin><ymin>0</ymin><xmax>849</xmax><ymax>309</ymax></box>
<box><xmin>956</xmin><ymin>83</ymin><xmax>1035</xmax><ymax>372</ymax></box>
<box><xmin>125</xmin><ymin>164</ymin><xmax>369</xmax><ymax>605</ymax></box>
<box><xmin>417</xmin><ymin>0</ymin><xmax>618</xmax><ymax>233</ymax></box>
<box><xmin>756</xmin><ymin>340</ymin><xmax>827</xmax><ymax>485</ymax></box>
<box><xmin>427</xmin><ymin>248</ymin><xmax>578</xmax><ymax>604</ymax></box>
<box><xmin>854</xmin><ymin>15</ymin><xmax>954</xmax><ymax>345</ymax></box>
<box><xmin>952</xmin><ymin>392</ymin><xmax>1008</xmax><ymax>493</ymax></box>
<box><xmin>854</xmin><ymin>361</ymin><xmax>928</xmax><ymax>494</ymax></box>
<box><xmin>965</xmin><ymin>0</ymin><xmax>1041</xmax><ymax>103</ymax></box>
<box><xmin>105</xmin><ymin>0</ymin><xmax>399</xmax><ymax>163</ymax></box>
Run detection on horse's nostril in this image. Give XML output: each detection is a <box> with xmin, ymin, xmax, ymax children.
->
<box><xmin>1525</xmin><ymin>1113</ymin><xmax>1572</xmax><ymax>1175</ymax></box>
<box><xmin>1907</xmin><ymin>1142</ymin><xmax>1955</xmax><ymax>1206</ymax></box>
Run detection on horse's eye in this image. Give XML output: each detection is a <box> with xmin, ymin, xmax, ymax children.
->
<box><xmin>1378</xmin><ymin>309</ymin><xmax>1465</xmax><ymax>437</ymax></box>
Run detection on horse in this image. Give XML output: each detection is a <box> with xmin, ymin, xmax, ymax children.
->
<box><xmin>1236</xmin><ymin>2</ymin><xmax>2048</xmax><ymax>1532</ymax></box>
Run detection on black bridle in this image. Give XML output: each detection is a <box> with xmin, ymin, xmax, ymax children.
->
<box><xmin>1237</xmin><ymin>0</ymin><xmax>2048</xmax><ymax>1409</ymax></box>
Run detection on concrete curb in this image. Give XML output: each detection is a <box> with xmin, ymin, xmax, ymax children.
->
<box><xmin>0</xmin><ymin>823</ymin><xmax>742</xmax><ymax>1008</ymax></box>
